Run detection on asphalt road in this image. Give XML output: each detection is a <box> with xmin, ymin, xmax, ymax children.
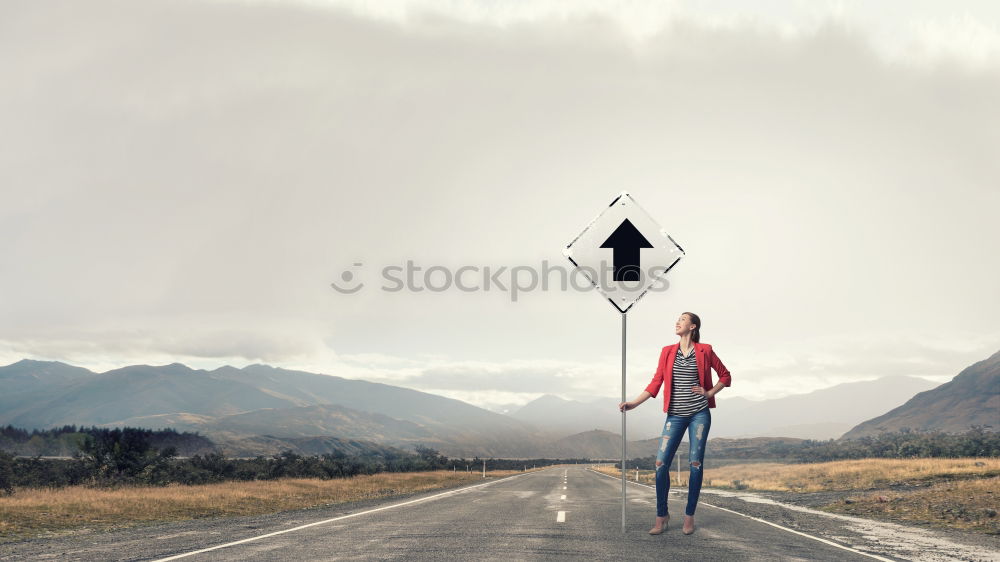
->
<box><xmin>76</xmin><ymin>466</ymin><xmax>891</xmax><ymax>561</ymax></box>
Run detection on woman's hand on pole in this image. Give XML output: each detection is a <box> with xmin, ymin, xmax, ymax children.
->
<box><xmin>619</xmin><ymin>390</ymin><xmax>652</xmax><ymax>412</ymax></box>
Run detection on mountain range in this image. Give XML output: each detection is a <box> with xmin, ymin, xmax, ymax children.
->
<box><xmin>1</xmin><ymin>350</ymin><xmax>995</xmax><ymax>457</ymax></box>
<box><xmin>0</xmin><ymin>360</ymin><xmax>550</xmax><ymax>457</ymax></box>
<box><xmin>841</xmin><ymin>349</ymin><xmax>999</xmax><ymax>438</ymax></box>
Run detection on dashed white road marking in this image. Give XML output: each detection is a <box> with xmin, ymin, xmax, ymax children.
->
<box><xmin>586</xmin><ymin>468</ymin><xmax>892</xmax><ymax>562</ymax></box>
<box><xmin>150</xmin><ymin>470</ymin><xmax>537</xmax><ymax>561</ymax></box>
<box><xmin>562</xmin><ymin>486</ymin><xmax>567</xmax><ymax>490</ymax></box>
<box><xmin>556</xmin><ymin>511</ymin><xmax>566</xmax><ymax>523</ymax></box>
<box><xmin>561</xmin><ymin>495</ymin><xmax>566</xmax><ymax>500</ymax></box>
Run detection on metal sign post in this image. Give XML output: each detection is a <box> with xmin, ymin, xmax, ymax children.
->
<box><xmin>564</xmin><ymin>192</ymin><xmax>685</xmax><ymax>533</ymax></box>
<box><xmin>620</xmin><ymin>312</ymin><xmax>627</xmax><ymax>532</ymax></box>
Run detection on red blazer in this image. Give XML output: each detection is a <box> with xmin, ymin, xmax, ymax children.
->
<box><xmin>644</xmin><ymin>342</ymin><xmax>732</xmax><ymax>412</ymax></box>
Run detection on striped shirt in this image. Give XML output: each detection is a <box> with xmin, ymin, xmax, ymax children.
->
<box><xmin>667</xmin><ymin>346</ymin><xmax>707</xmax><ymax>416</ymax></box>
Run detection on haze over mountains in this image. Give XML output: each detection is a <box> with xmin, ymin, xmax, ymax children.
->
<box><xmin>510</xmin><ymin>376</ymin><xmax>938</xmax><ymax>440</ymax></box>
<box><xmin>1</xmin><ymin>351</ymin><xmax>995</xmax><ymax>458</ymax></box>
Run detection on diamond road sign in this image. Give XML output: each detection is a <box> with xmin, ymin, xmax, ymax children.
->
<box><xmin>563</xmin><ymin>192</ymin><xmax>685</xmax><ymax>313</ymax></box>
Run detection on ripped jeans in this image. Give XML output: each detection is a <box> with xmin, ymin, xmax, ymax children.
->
<box><xmin>654</xmin><ymin>407</ymin><xmax>711</xmax><ymax>517</ymax></box>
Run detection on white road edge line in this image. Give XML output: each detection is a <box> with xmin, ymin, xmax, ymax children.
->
<box><xmin>557</xmin><ymin>511</ymin><xmax>566</xmax><ymax>523</ymax></box>
<box><xmin>586</xmin><ymin>468</ymin><xmax>892</xmax><ymax>562</ymax></box>
<box><xmin>151</xmin><ymin>470</ymin><xmax>539</xmax><ymax>561</ymax></box>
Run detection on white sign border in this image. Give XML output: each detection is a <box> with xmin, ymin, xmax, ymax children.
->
<box><xmin>564</xmin><ymin>191</ymin><xmax>685</xmax><ymax>314</ymax></box>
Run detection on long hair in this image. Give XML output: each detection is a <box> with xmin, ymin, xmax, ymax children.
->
<box><xmin>683</xmin><ymin>311</ymin><xmax>701</xmax><ymax>343</ymax></box>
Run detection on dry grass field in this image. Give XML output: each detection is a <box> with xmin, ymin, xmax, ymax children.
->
<box><xmin>701</xmin><ymin>457</ymin><xmax>1000</xmax><ymax>492</ymax></box>
<box><xmin>593</xmin><ymin>458</ymin><xmax>1000</xmax><ymax>534</ymax></box>
<box><xmin>0</xmin><ymin>469</ymin><xmax>533</xmax><ymax>543</ymax></box>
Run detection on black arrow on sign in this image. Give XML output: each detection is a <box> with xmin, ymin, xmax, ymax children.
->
<box><xmin>600</xmin><ymin>218</ymin><xmax>654</xmax><ymax>282</ymax></box>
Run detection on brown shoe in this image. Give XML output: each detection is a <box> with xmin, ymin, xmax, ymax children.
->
<box><xmin>648</xmin><ymin>516</ymin><xmax>669</xmax><ymax>535</ymax></box>
<box><xmin>682</xmin><ymin>515</ymin><xmax>695</xmax><ymax>535</ymax></box>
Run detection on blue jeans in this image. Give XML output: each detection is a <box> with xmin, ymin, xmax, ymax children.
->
<box><xmin>654</xmin><ymin>407</ymin><xmax>711</xmax><ymax>517</ymax></box>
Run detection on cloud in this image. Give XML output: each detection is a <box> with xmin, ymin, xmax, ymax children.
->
<box><xmin>898</xmin><ymin>12</ymin><xmax>1000</xmax><ymax>68</ymax></box>
<box><xmin>0</xmin><ymin>0</ymin><xmax>997</xmax><ymax>405</ymax></box>
<box><xmin>302</xmin><ymin>0</ymin><xmax>1000</xmax><ymax>67</ymax></box>
<box><xmin>722</xmin><ymin>332</ymin><xmax>1000</xmax><ymax>399</ymax></box>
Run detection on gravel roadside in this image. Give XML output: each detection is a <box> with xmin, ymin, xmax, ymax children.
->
<box><xmin>691</xmin><ymin>486</ymin><xmax>1000</xmax><ymax>562</ymax></box>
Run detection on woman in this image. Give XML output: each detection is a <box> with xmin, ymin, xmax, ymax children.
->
<box><xmin>618</xmin><ymin>311</ymin><xmax>732</xmax><ymax>536</ymax></box>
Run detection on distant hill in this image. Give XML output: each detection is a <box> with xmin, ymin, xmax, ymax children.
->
<box><xmin>0</xmin><ymin>359</ymin><xmax>95</xmax><ymax>414</ymax></box>
<box><xmin>842</xmin><ymin>350</ymin><xmax>1000</xmax><ymax>439</ymax></box>
<box><xmin>1</xmin><ymin>362</ymin><xmax>293</xmax><ymax>428</ymax></box>
<box><xmin>511</xmin><ymin>393</ymin><xmax>743</xmax><ymax>440</ymax></box>
<box><xmin>549</xmin><ymin>430</ymin><xmax>630</xmax><ymax>459</ymax></box>
<box><xmin>710</xmin><ymin>375</ymin><xmax>938</xmax><ymax>439</ymax></box>
<box><xmin>183</xmin><ymin>404</ymin><xmax>436</xmax><ymax>443</ymax></box>
<box><xmin>0</xmin><ymin>360</ymin><xmax>554</xmax><ymax>457</ymax></box>
<box><xmin>211</xmin><ymin>434</ymin><xmax>419</xmax><ymax>459</ymax></box>
<box><xmin>542</xmin><ymin>429</ymin><xmax>670</xmax><ymax>459</ymax></box>
<box><xmin>512</xmin><ymin>376</ymin><xmax>937</xmax><ymax>440</ymax></box>
<box><xmin>511</xmin><ymin>394</ymin><xmax>666</xmax><ymax>439</ymax></box>
<box><xmin>627</xmin><ymin>435</ymin><xmax>808</xmax><ymax>464</ymax></box>
<box><xmin>0</xmin><ymin>421</ymin><xmax>419</xmax><ymax>460</ymax></box>
<box><xmin>522</xmin><ymin>429</ymin><xmax>812</xmax><ymax>461</ymax></box>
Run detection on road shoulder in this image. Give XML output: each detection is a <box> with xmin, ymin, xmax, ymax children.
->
<box><xmin>695</xmin><ymin>487</ymin><xmax>1000</xmax><ymax>562</ymax></box>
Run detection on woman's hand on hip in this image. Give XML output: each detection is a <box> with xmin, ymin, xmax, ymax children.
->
<box><xmin>690</xmin><ymin>386</ymin><xmax>712</xmax><ymax>398</ymax></box>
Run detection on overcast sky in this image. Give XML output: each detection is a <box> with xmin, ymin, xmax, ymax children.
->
<box><xmin>2</xmin><ymin>0</ymin><xmax>998</xmax><ymax>411</ymax></box>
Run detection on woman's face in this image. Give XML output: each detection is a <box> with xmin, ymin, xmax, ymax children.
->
<box><xmin>675</xmin><ymin>314</ymin><xmax>696</xmax><ymax>336</ymax></box>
